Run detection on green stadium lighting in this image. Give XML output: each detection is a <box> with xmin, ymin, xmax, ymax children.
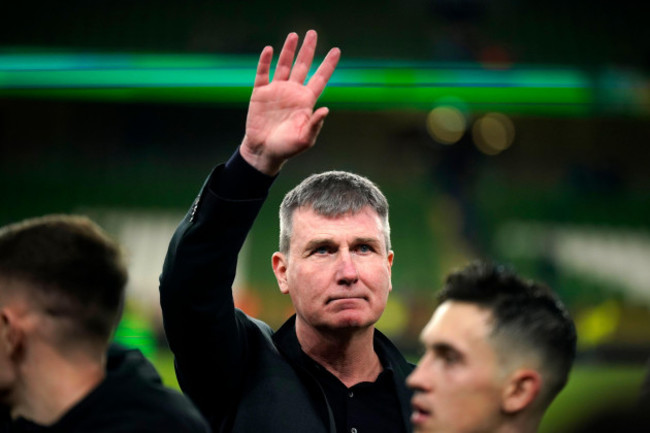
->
<box><xmin>0</xmin><ymin>52</ymin><xmax>647</xmax><ymax>117</ymax></box>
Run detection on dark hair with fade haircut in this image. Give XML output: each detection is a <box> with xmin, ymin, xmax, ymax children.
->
<box><xmin>0</xmin><ymin>214</ymin><xmax>128</xmax><ymax>344</ymax></box>
<box><xmin>278</xmin><ymin>170</ymin><xmax>391</xmax><ymax>254</ymax></box>
<box><xmin>438</xmin><ymin>260</ymin><xmax>577</xmax><ymax>408</ymax></box>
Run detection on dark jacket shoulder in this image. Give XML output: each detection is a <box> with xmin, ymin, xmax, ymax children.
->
<box><xmin>3</xmin><ymin>344</ymin><xmax>210</xmax><ymax>433</ymax></box>
<box><xmin>87</xmin><ymin>343</ymin><xmax>211</xmax><ymax>432</ymax></box>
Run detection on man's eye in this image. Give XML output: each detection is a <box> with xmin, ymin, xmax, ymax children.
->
<box><xmin>435</xmin><ymin>349</ymin><xmax>461</xmax><ymax>366</ymax></box>
<box><xmin>442</xmin><ymin>353</ymin><xmax>460</xmax><ymax>365</ymax></box>
<box><xmin>357</xmin><ymin>244</ymin><xmax>372</xmax><ymax>253</ymax></box>
<box><xmin>314</xmin><ymin>246</ymin><xmax>329</xmax><ymax>255</ymax></box>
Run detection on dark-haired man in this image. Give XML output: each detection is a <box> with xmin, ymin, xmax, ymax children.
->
<box><xmin>407</xmin><ymin>261</ymin><xmax>577</xmax><ymax>433</ymax></box>
<box><xmin>0</xmin><ymin>215</ymin><xmax>209</xmax><ymax>432</ymax></box>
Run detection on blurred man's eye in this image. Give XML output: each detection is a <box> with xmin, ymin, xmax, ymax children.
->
<box><xmin>433</xmin><ymin>346</ymin><xmax>462</xmax><ymax>366</ymax></box>
<box><xmin>443</xmin><ymin>353</ymin><xmax>460</xmax><ymax>365</ymax></box>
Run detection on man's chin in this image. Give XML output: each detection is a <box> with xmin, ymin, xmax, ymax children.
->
<box><xmin>328</xmin><ymin>313</ymin><xmax>376</xmax><ymax>330</ymax></box>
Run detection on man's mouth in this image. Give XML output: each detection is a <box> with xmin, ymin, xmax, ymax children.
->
<box><xmin>410</xmin><ymin>401</ymin><xmax>431</xmax><ymax>425</ymax></box>
<box><xmin>326</xmin><ymin>296</ymin><xmax>367</xmax><ymax>304</ymax></box>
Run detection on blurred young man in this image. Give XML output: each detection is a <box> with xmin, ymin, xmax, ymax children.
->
<box><xmin>407</xmin><ymin>261</ymin><xmax>577</xmax><ymax>433</ymax></box>
<box><xmin>0</xmin><ymin>215</ymin><xmax>209</xmax><ymax>432</ymax></box>
<box><xmin>159</xmin><ymin>30</ymin><xmax>415</xmax><ymax>433</ymax></box>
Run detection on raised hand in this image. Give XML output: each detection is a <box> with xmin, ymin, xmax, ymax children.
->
<box><xmin>239</xmin><ymin>30</ymin><xmax>341</xmax><ymax>175</ymax></box>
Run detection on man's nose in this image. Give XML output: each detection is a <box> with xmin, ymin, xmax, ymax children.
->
<box><xmin>406</xmin><ymin>361</ymin><xmax>430</xmax><ymax>392</ymax></box>
<box><xmin>336</xmin><ymin>249</ymin><xmax>359</xmax><ymax>285</ymax></box>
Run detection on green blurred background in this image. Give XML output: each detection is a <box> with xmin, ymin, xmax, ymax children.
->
<box><xmin>1</xmin><ymin>1</ymin><xmax>648</xmax><ymax>431</ymax></box>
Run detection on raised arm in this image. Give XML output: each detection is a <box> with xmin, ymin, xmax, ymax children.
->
<box><xmin>159</xmin><ymin>31</ymin><xmax>339</xmax><ymax>427</ymax></box>
<box><xmin>239</xmin><ymin>30</ymin><xmax>341</xmax><ymax>176</ymax></box>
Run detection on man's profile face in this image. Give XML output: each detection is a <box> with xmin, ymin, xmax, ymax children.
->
<box><xmin>407</xmin><ymin>301</ymin><xmax>507</xmax><ymax>433</ymax></box>
<box><xmin>273</xmin><ymin>205</ymin><xmax>393</xmax><ymax>332</ymax></box>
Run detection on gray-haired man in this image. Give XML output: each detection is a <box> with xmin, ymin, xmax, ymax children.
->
<box><xmin>159</xmin><ymin>30</ymin><xmax>414</xmax><ymax>433</ymax></box>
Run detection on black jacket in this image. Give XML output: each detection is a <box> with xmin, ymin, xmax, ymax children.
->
<box><xmin>1</xmin><ymin>344</ymin><xmax>210</xmax><ymax>432</ymax></box>
<box><xmin>159</xmin><ymin>155</ymin><xmax>415</xmax><ymax>433</ymax></box>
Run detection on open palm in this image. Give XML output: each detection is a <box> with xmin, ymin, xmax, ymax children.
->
<box><xmin>240</xmin><ymin>31</ymin><xmax>340</xmax><ymax>175</ymax></box>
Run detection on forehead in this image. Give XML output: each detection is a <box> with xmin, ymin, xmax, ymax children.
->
<box><xmin>421</xmin><ymin>301</ymin><xmax>495</xmax><ymax>352</ymax></box>
<box><xmin>291</xmin><ymin>206</ymin><xmax>384</xmax><ymax>237</ymax></box>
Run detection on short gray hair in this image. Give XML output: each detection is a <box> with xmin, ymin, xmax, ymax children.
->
<box><xmin>279</xmin><ymin>171</ymin><xmax>391</xmax><ymax>254</ymax></box>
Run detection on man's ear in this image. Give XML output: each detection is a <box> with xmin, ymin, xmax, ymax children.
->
<box><xmin>386</xmin><ymin>251</ymin><xmax>394</xmax><ymax>292</ymax></box>
<box><xmin>501</xmin><ymin>368</ymin><xmax>542</xmax><ymax>414</ymax></box>
<box><xmin>0</xmin><ymin>308</ymin><xmax>24</xmax><ymax>357</ymax></box>
<box><xmin>272</xmin><ymin>252</ymin><xmax>289</xmax><ymax>294</ymax></box>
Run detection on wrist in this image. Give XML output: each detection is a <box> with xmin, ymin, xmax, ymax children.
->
<box><xmin>239</xmin><ymin>138</ymin><xmax>285</xmax><ymax>176</ymax></box>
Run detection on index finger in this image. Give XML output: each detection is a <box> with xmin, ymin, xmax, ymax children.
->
<box><xmin>306</xmin><ymin>47</ymin><xmax>341</xmax><ymax>98</ymax></box>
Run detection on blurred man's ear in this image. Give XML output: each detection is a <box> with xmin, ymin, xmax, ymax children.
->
<box><xmin>1</xmin><ymin>308</ymin><xmax>24</xmax><ymax>357</ymax></box>
<box><xmin>501</xmin><ymin>368</ymin><xmax>542</xmax><ymax>413</ymax></box>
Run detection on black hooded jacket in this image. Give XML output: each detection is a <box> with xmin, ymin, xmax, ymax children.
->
<box><xmin>1</xmin><ymin>344</ymin><xmax>210</xmax><ymax>433</ymax></box>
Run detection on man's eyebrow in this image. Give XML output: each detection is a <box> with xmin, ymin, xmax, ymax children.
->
<box><xmin>421</xmin><ymin>340</ymin><xmax>460</xmax><ymax>355</ymax></box>
<box><xmin>431</xmin><ymin>342</ymin><xmax>459</xmax><ymax>353</ymax></box>
<box><xmin>354</xmin><ymin>237</ymin><xmax>381</xmax><ymax>245</ymax></box>
<box><xmin>303</xmin><ymin>238</ymin><xmax>335</xmax><ymax>251</ymax></box>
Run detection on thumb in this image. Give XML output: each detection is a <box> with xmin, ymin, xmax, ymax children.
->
<box><xmin>304</xmin><ymin>107</ymin><xmax>329</xmax><ymax>145</ymax></box>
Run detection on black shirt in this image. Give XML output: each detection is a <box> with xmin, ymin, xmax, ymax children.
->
<box><xmin>301</xmin><ymin>351</ymin><xmax>406</xmax><ymax>433</ymax></box>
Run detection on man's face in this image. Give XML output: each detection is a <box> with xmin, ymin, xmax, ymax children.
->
<box><xmin>273</xmin><ymin>206</ymin><xmax>393</xmax><ymax>332</ymax></box>
<box><xmin>407</xmin><ymin>301</ymin><xmax>507</xmax><ymax>433</ymax></box>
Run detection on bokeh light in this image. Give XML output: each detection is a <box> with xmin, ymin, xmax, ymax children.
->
<box><xmin>472</xmin><ymin>112</ymin><xmax>515</xmax><ymax>155</ymax></box>
<box><xmin>426</xmin><ymin>105</ymin><xmax>467</xmax><ymax>144</ymax></box>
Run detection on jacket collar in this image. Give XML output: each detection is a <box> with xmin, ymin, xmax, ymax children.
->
<box><xmin>272</xmin><ymin>315</ymin><xmax>415</xmax><ymax>433</ymax></box>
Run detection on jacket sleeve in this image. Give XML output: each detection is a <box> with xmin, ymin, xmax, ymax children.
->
<box><xmin>158</xmin><ymin>150</ymin><xmax>275</xmax><ymax>423</ymax></box>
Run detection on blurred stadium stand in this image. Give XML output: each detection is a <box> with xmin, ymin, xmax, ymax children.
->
<box><xmin>1</xmin><ymin>1</ymin><xmax>648</xmax><ymax>431</ymax></box>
